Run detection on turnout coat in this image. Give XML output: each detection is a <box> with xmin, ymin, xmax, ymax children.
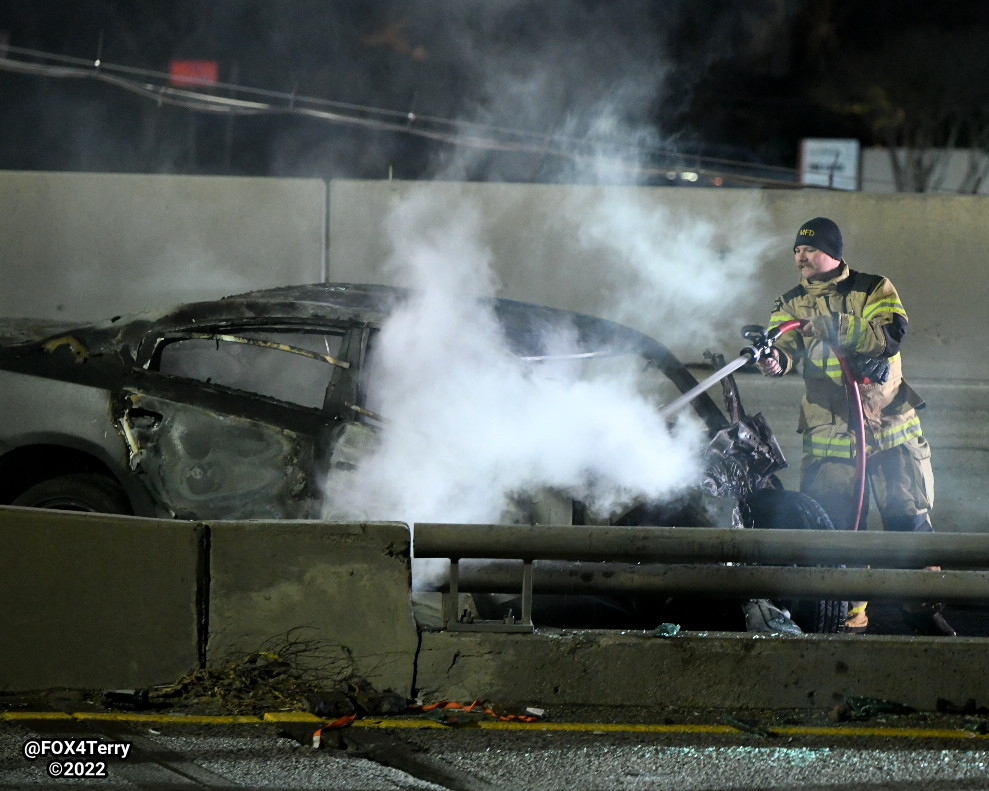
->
<box><xmin>767</xmin><ymin>263</ymin><xmax>926</xmax><ymax>459</ymax></box>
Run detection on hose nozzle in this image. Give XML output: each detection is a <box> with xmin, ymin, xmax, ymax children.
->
<box><xmin>739</xmin><ymin>324</ymin><xmax>773</xmax><ymax>362</ymax></box>
<box><xmin>739</xmin><ymin>320</ymin><xmax>804</xmax><ymax>362</ymax></box>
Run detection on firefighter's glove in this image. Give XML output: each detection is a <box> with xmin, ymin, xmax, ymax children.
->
<box><xmin>756</xmin><ymin>348</ymin><xmax>783</xmax><ymax>377</ymax></box>
<box><xmin>851</xmin><ymin>353</ymin><xmax>890</xmax><ymax>385</ymax></box>
<box><xmin>801</xmin><ymin>315</ymin><xmax>838</xmax><ymax>342</ymax></box>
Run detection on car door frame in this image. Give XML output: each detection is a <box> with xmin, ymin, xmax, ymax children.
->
<box><xmin>118</xmin><ymin>319</ymin><xmax>366</xmax><ymax>519</ymax></box>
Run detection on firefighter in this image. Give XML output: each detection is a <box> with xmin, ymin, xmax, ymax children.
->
<box><xmin>756</xmin><ymin>217</ymin><xmax>955</xmax><ymax>636</ymax></box>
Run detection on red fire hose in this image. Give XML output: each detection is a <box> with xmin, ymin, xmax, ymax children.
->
<box><xmin>770</xmin><ymin>319</ymin><xmax>868</xmax><ymax>531</ymax></box>
<box><xmin>831</xmin><ymin>347</ymin><xmax>868</xmax><ymax>531</ymax></box>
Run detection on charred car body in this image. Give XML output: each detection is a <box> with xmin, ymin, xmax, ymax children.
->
<box><xmin>0</xmin><ymin>282</ymin><xmax>845</xmax><ymax>632</ymax></box>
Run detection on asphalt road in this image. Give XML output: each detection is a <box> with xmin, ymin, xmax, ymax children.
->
<box><xmin>4</xmin><ymin>601</ymin><xmax>986</xmax><ymax>790</ymax></box>
<box><xmin>5</xmin><ymin>710</ymin><xmax>989</xmax><ymax>790</ymax></box>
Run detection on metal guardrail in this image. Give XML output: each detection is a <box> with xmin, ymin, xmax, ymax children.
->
<box><xmin>414</xmin><ymin>524</ymin><xmax>989</xmax><ymax>631</ymax></box>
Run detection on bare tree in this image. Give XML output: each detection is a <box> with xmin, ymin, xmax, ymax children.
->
<box><xmin>815</xmin><ymin>28</ymin><xmax>989</xmax><ymax>193</ymax></box>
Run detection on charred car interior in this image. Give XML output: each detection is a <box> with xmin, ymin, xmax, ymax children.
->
<box><xmin>0</xmin><ymin>282</ymin><xmax>846</xmax><ymax>633</ymax></box>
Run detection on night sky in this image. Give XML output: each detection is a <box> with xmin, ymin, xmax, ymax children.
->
<box><xmin>2</xmin><ymin>1</ymin><xmax>989</xmax><ymax>185</ymax></box>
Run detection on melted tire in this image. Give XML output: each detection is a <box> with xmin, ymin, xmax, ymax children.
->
<box><xmin>12</xmin><ymin>473</ymin><xmax>132</xmax><ymax>514</ymax></box>
<box><xmin>745</xmin><ymin>488</ymin><xmax>849</xmax><ymax>634</ymax></box>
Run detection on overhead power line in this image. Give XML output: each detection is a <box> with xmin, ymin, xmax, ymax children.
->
<box><xmin>0</xmin><ymin>44</ymin><xmax>813</xmax><ymax>188</ymax></box>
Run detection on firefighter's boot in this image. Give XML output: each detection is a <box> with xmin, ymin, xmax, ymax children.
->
<box><xmin>844</xmin><ymin>602</ymin><xmax>868</xmax><ymax>634</ymax></box>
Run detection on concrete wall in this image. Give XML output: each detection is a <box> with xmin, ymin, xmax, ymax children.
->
<box><xmin>0</xmin><ymin>506</ymin><xmax>203</xmax><ymax>690</ymax></box>
<box><xmin>0</xmin><ymin>507</ymin><xmax>417</xmax><ymax>696</ymax></box>
<box><xmin>862</xmin><ymin>147</ymin><xmax>989</xmax><ymax>194</ymax></box>
<box><xmin>328</xmin><ymin>179</ymin><xmax>989</xmax><ymax>383</ymax></box>
<box><xmin>1</xmin><ymin>170</ymin><xmax>983</xmax><ymax>382</ymax></box>
<box><xmin>7</xmin><ymin>504</ymin><xmax>989</xmax><ymax>713</ymax></box>
<box><xmin>208</xmin><ymin>520</ymin><xmax>418</xmax><ymax>697</ymax></box>
<box><xmin>417</xmin><ymin>630</ymin><xmax>989</xmax><ymax>712</ymax></box>
<box><xmin>0</xmin><ymin>171</ymin><xmax>327</xmax><ymax>322</ymax></box>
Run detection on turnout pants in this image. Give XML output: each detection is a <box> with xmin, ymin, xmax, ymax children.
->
<box><xmin>799</xmin><ymin>435</ymin><xmax>935</xmax><ymax>535</ymax></box>
<box><xmin>800</xmin><ymin>436</ymin><xmax>936</xmax><ymax>619</ymax></box>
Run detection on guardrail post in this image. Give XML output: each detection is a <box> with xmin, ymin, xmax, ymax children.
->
<box><xmin>521</xmin><ymin>560</ymin><xmax>534</xmax><ymax>627</ymax></box>
<box><xmin>443</xmin><ymin>559</ymin><xmax>461</xmax><ymax>629</ymax></box>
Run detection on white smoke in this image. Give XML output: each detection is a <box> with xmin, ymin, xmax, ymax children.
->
<box><xmin>322</xmin><ymin>191</ymin><xmax>709</xmax><ymax>585</ymax></box>
<box><xmin>319</xmin><ymin>5</ymin><xmax>776</xmax><ymax>589</ymax></box>
<box><xmin>570</xmin><ymin>182</ymin><xmax>775</xmax><ymax>351</ymax></box>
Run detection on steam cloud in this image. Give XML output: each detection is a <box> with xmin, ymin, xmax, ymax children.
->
<box><xmin>322</xmin><ymin>192</ymin><xmax>708</xmax><ymax>590</ymax></box>
<box><xmin>567</xmin><ymin>177</ymin><xmax>775</xmax><ymax>350</ymax></box>
<box><xmin>319</xmin><ymin>3</ymin><xmax>774</xmax><ymax>587</ymax></box>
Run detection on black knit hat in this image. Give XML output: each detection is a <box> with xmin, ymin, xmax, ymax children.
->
<box><xmin>794</xmin><ymin>217</ymin><xmax>843</xmax><ymax>261</ymax></box>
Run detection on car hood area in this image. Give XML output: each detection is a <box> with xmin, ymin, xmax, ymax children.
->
<box><xmin>0</xmin><ymin>317</ymin><xmax>82</xmax><ymax>346</ymax></box>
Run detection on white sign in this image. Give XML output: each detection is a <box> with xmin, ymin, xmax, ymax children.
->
<box><xmin>800</xmin><ymin>138</ymin><xmax>860</xmax><ymax>190</ymax></box>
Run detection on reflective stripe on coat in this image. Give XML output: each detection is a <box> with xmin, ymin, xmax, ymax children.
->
<box><xmin>767</xmin><ymin>264</ymin><xmax>926</xmax><ymax>458</ymax></box>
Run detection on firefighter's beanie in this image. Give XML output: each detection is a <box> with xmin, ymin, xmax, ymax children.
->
<box><xmin>794</xmin><ymin>217</ymin><xmax>843</xmax><ymax>261</ymax></box>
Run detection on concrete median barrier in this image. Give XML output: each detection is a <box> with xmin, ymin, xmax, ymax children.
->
<box><xmin>1</xmin><ymin>508</ymin><xmax>418</xmax><ymax>698</ymax></box>
<box><xmin>416</xmin><ymin>629</ymin><xmax>989</xmax><ymax>712</ymax></box>
<box><xmin>0</xmin><ymin>506</ymin><xmax>204</xmax><ymax>690</ymax></box>
<box><xmin>7</xmin><ymin>505</ymin><xmax>989</xmax><ymax>714</ymax></box>
<box><xmin>207</xmin><ymin>520</ymin><xmax>418</xmax><ymax>698</ymax></box>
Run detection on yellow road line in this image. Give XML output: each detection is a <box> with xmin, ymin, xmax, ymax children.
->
<box><xmin>263</xmin><ymin>712</ymin><xmax>322</xmax><ymax>723</ymax></box>
<box><xmin>2</xmin><ymin>711</ymin><xmax>985</xmax><ymax>740</ymax></box>
<box><xmin>2</xmin><ymin>711</ymin><xmax>263</xmax><ymax>725</ymax></box>
<box><xmin>774</xmin><ymin>725</ymin><xmax>981</xmax><ymax>739</ymax></box>
<box><xmin>356</xmin><ymin>718</ymin><xmax>985</xmax><ymax>740</ymax></box>
<box><xmin>75</xmin><ymin>712</ymin><xmax>264</xmax><ymax>725</ymax></box>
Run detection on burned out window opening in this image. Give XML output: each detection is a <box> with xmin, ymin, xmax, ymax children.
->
<box><xmin>152</xmin><ymin>330</ymin><xmax>348</xmax><ymax>410</ymax></box>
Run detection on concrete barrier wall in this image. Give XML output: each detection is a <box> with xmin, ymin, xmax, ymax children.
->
<box><xmin>0</xmin><ymin>171</ymin><xmax>983</xmax><ymax>381</ymax></box>
<box><xmin>0</xmin><ymin>506</ymin><xmax>203</xmax><ymax>690</ymax></box>
<box><xmin>208</xmin><ymin>520</ymin><xmax>418</xmax><ymax>697</ymax></box>
<box><xmin>0</xmin><ymin>171</ymin><xmax>327</xmax><ymax>323</ymax></box>
<box><xmin>7</xmin><ymin>503</ymin><xmax>989</xmax><ymax>713</ymax></box>
<box><xmin>0</xmin><ymin>508</ymin><xmax>418</xmax><ymax>696</ymax></box>
<box><xmin>417</xmin><ymin>630</ymin><xmax>989</xmax><ymax>712</ymax></box>
<box><xmin>328</xmin><ymin>180</ymin><xmax>989</xmax><ymax>383</ymax></box>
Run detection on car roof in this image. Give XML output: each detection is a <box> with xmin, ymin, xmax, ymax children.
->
<box><xmin>135</xmin><ymin>282</ymin><xmax>667</xmax><ymax>360</ymax></box>
<box><xmin>0</xmin><ymin>282</ymin><xmax>729</xmax><ymax>429</ymax></box>
<box><xmin>210</xmin><ymin>284</ymin><xmax>727</xmax><ymax>427</ymax></box>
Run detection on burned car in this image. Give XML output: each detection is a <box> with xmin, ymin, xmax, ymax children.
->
<box><xmin>0</xmin><ymin>282</ymin><xmax>844</xmax><ymax>632</ymax></box>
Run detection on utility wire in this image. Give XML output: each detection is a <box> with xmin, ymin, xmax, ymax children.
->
<box><xmin>0</xmin><ymin>44</ymin><xmax>815</xmax><ymax>187</ymax></box>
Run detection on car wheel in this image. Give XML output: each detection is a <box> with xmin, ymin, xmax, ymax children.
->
<box><xmin>12</xmin><ymin>473</ymin><xmax>132</xmax><ymax>514</ymax></box>
<box><xmin>745</xmin><ymin>488</ymin><xmax>849</xmax><ymax>634</ymax></box>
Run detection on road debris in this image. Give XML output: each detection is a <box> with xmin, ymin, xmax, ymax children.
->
<box><xmin>145</xmin><ymin>629</ymin><xmax>362</xmax><ymax>715</ymax></box>
<box><xmin>723</xmin><ymin>714</ymin><xmax>776</xmax><ymax>738</ymax></box>
<box><xmin>653</xmin><ymin>623</ymin><xmax>681</xmax><ymax>638</ymax></box>
<box><xmin>742</xmin><ymin>599</ymin><xmax>802</xmax><ymax>634</ymax></box>
<box><xmin>833</xmin><ymin>696</ymin><xmax>916</xmax><ymax>722</ymax></box>
<box><xmin>304</xmin><ymin>690</ymin><xmax>355</xmax><ymax>718</ymax></box>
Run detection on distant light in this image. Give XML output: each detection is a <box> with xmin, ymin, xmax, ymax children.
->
<box><xmin>712</xmin><ymin>176</ymin><xmax>724</xmax><ymax>186</ymax></box>
<box><xmin>170</xmin><ymin>60</ymin><xmax>219</xmax><ymax>88</ymax></box>
<box><xmin>680</xmin><ymin>171</ymin><xmax>699</xmax><ymax>182</ymax></box>
<box><xmin>666</xmin><ymin>171</ymin><xmax>677</xmax><ymax>180</ymax></box>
